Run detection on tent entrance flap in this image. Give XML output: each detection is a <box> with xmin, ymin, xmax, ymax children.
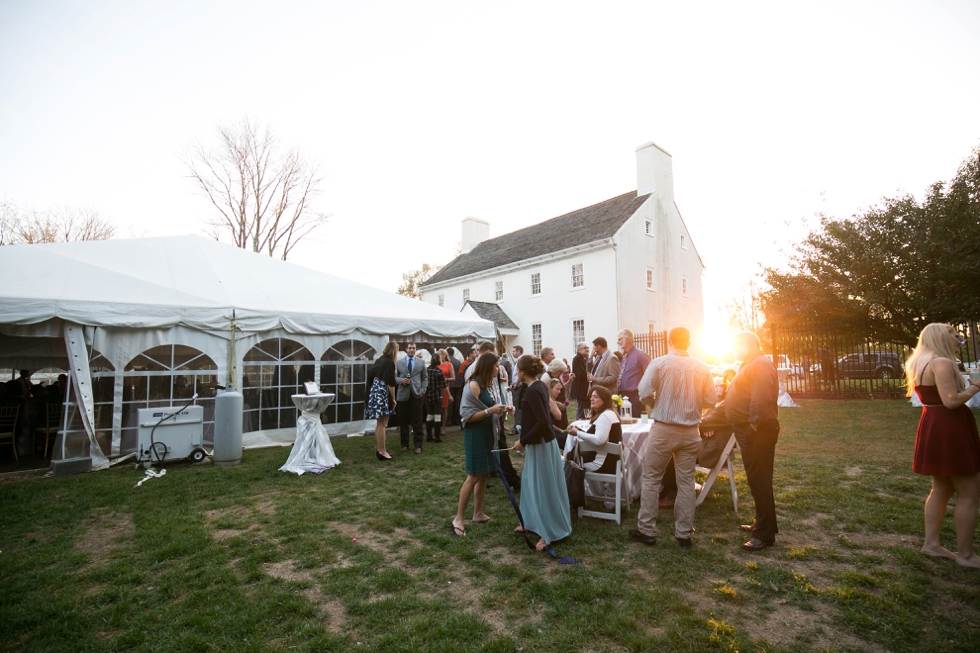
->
<box><xmin>64</xmin><ymin>323</ymin><xmax>109</xmax><ymax>470</ymax></box>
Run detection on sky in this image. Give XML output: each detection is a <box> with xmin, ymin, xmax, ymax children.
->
<box><xmin>2</xmin><ymin>0</ymin><xmax>978</xmax><ymax>333</ymax></box>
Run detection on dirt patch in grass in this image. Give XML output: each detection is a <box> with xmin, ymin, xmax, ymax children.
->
<box><xmin>263</xmin><ymin>559</ymin><xmax>313</xmax><ymax>582</ymax></box>
<box><xmin>844</xmin><ymin>466</ymin><xmax>863</xmax><ymax>476</ymax></box>
<box><xmin>75</xmin><ymin>511</ymin><xmax>134</xmax><ymax>569</ymax></box>
<box><xmin>742</xmin><ymin>601</ymin><xmax>887</xmax><ymax>653</ymax></box>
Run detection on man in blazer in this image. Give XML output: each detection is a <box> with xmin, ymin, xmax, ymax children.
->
<box><xmin>587</xmin><ymin>336</ymin><xmax>620</xmax><ymax>395</ymax></box>
<box><xmin>395</xmin><ymin>342</ymin><xmax>428</xmax><ymax>454</ymax></box>
<box><xmin>571</xmin><ymin>342</ymin><xmax>590</xmax><ymax>419</ymax></box>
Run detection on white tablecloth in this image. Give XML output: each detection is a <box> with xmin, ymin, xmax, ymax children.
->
<box><xmin>280</xmin><ymin>394</ymin><xmax>341</xmax><ymax>475</ymax></box>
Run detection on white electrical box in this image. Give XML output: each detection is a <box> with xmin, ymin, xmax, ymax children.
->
<box><xmin>137</xmin><ymin>406</ymin><xmax>206</xmax><ymax>464</ymax></box>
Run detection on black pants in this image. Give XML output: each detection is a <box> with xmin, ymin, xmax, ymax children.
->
<box><xmin>399</xmin><ymin>393</ymin><xmax>424</xmax><ymax>449</ymax></box>
<box><xmin>450</xmin><ymin>386</ymin><xmax>464</xmax><ymax>425</ymax></box>
<box><xmin>494</xmin><ymin>416</ymin><xmax>521</xmax><ymax>491</ymax></box>
<box><xmin>511</xmin><ymin>384</ymin><xmax>524</xmax><ymax>428</ymax></box>
<box><xmin>733</xmin><ymin>420</ymin><xmax>780</xmax><ymax>543</ymax></box>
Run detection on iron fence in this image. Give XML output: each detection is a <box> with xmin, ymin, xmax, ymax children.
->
<box><xmin>633</xmin><ymin>329</ymin><xmax>668</xmax><ymax>361</ymax></box>
<box><xmin>769</xmin><ymin>318</ymin><xmax>979</xmax><ymax>399</ymax></box>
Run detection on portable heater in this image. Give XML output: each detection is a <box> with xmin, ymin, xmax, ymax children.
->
<box><xmin>136</xmin><ymin>405</ymin><xmax>206</xmax><ymax>464</ymax></box>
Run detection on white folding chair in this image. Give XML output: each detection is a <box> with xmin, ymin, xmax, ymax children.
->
<box><xmin>577</xmin><ymin>441</ymin><xmax>628</xmax><ymax>525</ymax></box>
<box><xmin>695</xmin><ymin>433</ymin><xmax>738</xmax><ymax>513</ymax></box>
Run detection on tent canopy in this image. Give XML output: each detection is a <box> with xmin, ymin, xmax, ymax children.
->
<box><xmin>0</xmin><ymin>234</ymin><xmax>494</xmax><ymax>339</ymax></box>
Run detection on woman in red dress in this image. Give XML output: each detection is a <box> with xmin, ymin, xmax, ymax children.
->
<box><xmin>906</xmin><ymin>323</ymin><xmax>980</xmax><ymax>567</ymax></box>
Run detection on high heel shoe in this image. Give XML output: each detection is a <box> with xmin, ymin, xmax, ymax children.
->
<box><xmin>376</xmin><ymin>451</ymin><xmax>392</xmax><ymax>461</ymax></box>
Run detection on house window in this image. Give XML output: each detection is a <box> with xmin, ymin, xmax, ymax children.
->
<box><xmin>531</xmin><ymin>272</ymin><xmax>541</xmax><ymax>296</ymax></box>
<box><xmin>680</xmin><ymin>234</ymin><xmax>686</xmax><ymax>249</ymax></box>
<box><xmin>644</xmin><ymin>220</ymin><xmax>653</xmax><ymax>236</ymax></box>
<box><xmin>571</xmin><ymin>263</ymin><xmax>584</xmax><ymax>288</ymax></box>
<box><xmin>682</xmin><ymin>276</ymin><xmax>688</xmax><ymax>296</ymax></box>
<box><xmin>531</xmin><ymin>324</ymin><xmax>542</xmax><ymax>356</ymax></box>
<box><xmin>438</xmin><ymin>294</ymin><xmax>444</xmax><ymax>307</ymax></box>
<box><xmin>646</xmin><ymin>268</ymin><xmax>654</xmax><ymax>291</ymax></box>
<box><xmin>572</xmin><ymin>319</ymin><xmax>585</xmax><ymax>352</ymax></box>
<box><xmin>495</xmin><ymin>281</ymin><xmax>504</xmax><ymax>301</ymax></box>
<box><xmin>462</xmin><ymin>288</ymin><xmax>469</xmax><ymax>302</ymax></box>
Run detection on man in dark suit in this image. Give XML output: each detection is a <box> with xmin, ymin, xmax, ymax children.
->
<box><xmin>571</xmin><ymin>342</ymin><xmax>590</xmax><ymax>419</ymax></box>
<box><xmin>395</xmin><ymin>343</ymin><xmax>428</xmax><ymax>454</ymax></box>
<box><xmin>727</xmin><ymin>331</ymin><xmax>780</xmax><ymax>551</ymax></box>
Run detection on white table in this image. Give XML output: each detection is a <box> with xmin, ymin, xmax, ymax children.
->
<box><xmin>279</xmin><ymin>393</ymin><xmax>341</xmax><ymax>475</ymax></box>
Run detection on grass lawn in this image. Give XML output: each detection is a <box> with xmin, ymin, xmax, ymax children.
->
<box><xmin>2</xmin><ymin>400</ymin><xmax>980</xmax><ymax>652</ymax></box>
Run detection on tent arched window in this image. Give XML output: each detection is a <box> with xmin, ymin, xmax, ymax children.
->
<box><xmin>242</xmin><ymin>339</ymin><xmax>314</xmax><ymax>432</ymax></box>
<box><xmin>121</xmin><ymin>345</ymin><xmax>217</xmax><ymax>451</ymax></box>
<box><xmin>320</xmin><ymin>339</ymin><xmax>375</xmax><ymax>424</ymax></box>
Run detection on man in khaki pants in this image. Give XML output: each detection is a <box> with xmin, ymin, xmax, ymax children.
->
<box><xmin>629</xmin><ymin>327</ymin><xmax>717</xmax><ymax>548</ymax></box>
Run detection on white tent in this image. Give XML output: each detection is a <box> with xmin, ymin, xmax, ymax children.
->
<box><xmin>0</xmin><ymin>235</ymin><xmax>494</xmax><ymax>470</ymax></box>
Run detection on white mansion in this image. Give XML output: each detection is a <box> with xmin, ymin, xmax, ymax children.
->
<box><xmin>419</xmin><ymin>141</ymin><xmax>705</xmax><ymax>360</ymax></box>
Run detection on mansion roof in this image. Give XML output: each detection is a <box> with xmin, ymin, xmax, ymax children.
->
<box><xmin>422</xmin><ymin>190</ymin><xmax>650</xmax><ymax>287</ymax></box>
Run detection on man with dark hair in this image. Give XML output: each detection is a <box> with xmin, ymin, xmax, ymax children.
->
<box><xmin>587</xmin><ymin>337</ymin><xmax>620</xmax><ymax>395</ymax></box>
<box><xmin>727</xmin><ymin>331</ymin><xmax>780</xmax><ymax>551</ymax></box>
<box><xmin>630</xmin><ymin>327</ymin><xmax>716</xmax><ymax>549</ymax></box>
<box><xmin>395</xmin><ymin>343</ymin><xmax>428</xmax><ymax>454</ymax></box>
<box><xmin>571</xmin><ymin>342</ymin><xmax>591</xmax><ymax>419</ymax></box>
<box><xmin>617</xmin><ymin>329</ymin><xmax>651</xmax><ymax>417</ymax></box>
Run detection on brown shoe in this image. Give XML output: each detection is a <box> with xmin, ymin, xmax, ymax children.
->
<box><xmin>414</xmin><ymin>448</ymin><xmax>422</xmax><ymax>454</ymax></box>
<box><xmin>658</xmin><ymin>498</ymin><xmax>675</xmax><ymax>508</ymax></box>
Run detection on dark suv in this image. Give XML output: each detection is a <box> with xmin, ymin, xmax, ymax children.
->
<box><xmin>835</xmin><ymin>352</ymin><xmax>903</xmax><ymax>379</ymax></box>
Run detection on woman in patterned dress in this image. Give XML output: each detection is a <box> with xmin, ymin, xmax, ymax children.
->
<box><xmin>365</xmin><ymin>341</ymin><xmax>398</xmax><ymax>461</ymax></box>
<box><xmin>451</xmin><ymin>352</ymin><xmax>510</xmax><ymax>537</ymax></box>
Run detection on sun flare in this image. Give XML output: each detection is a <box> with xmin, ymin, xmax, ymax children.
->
<box><xmin>701</xmin><ymin>326</ymin><xmax>734</xmax><ymax>362</ymax></box>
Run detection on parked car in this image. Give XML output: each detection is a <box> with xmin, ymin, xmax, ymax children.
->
<box><xmin>834</xmin><ymin>352</ymin><xmax>903</xmax><ymax>379</ymax></box>
<box><xmin>712</xmin><ymin>355</ymin><xmax>801</xmax><ymax>382</ymax></box>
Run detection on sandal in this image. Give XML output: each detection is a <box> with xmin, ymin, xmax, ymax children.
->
<box><xmin>451</xmin><ymin>524</ymin><xmax>466</xmax><ymax>537</ymax></box>
<box><xmin>472</xmin><ymin>516</ymin><xmax>492</xmax><ymax>524</ymax></box>
<box><xmin>535</xmin><ymin>539</ymin><xmax>547</xmax><ymax>552</ymax></box>
<box><xmin>514</xmin><ymin>526</ymin><xmax>530</xmax><ymax>533</ymax></box>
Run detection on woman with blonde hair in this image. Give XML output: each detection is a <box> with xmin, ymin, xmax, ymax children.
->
<box><xmin>365</xmin><ymin>341</ymin><xmax>399</xmax><ymax>461</ymax></box>
<box><xmin>906</xmin><ymin>323</ymin><xmax>980</xmax><ymax>566</ymax></box>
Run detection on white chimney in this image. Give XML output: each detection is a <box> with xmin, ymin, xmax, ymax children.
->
<box><xmin>461</xmin><ymin>217</ymin><xmax>489</xmax><ymax>254</ymax></box>
<box><xmin>636</xmin><ymin>140</ymin><xmax>674</xmax><ymax>201</ymax></box>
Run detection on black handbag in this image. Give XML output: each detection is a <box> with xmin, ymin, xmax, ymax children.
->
<box><xmin>564</xmin><ymin>441</ymin><xmax>585</xmax><ymax>507</ymax></box>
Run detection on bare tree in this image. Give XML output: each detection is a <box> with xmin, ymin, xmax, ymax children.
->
<box><xmin>0</xmin><ymin>202</ymin><xmax>115</xmax><ymax>244</ymax></box>
<box><xmin>184</xmin><ymin>119</ymin><xmax>327</xmax><ymax>260</ymax></box>
<box><xmin>17</xmin><ymin>206</ymin><xmax>115</xmax><ymax>243</ymax></box>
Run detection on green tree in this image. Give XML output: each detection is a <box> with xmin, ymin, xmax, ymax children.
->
<box><xmin>397</xmin><ymin>263</ymin><xmax>441</xmax><ymax>300</ymax></box>
<box><xmin>762</xmin><ymin>144</ymin><xmax>980</xmax><ymax>346</ymax></box>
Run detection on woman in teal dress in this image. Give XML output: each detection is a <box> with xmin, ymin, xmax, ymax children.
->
<box><xmin>452</xmin><ymin>352</ymin><xmax>509</xmax><ymax>537</ymax></box>
<box><xmin>513</xmin><ymin>355</ymin><xmax>572</xmax><ymax>551</ymax></box>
